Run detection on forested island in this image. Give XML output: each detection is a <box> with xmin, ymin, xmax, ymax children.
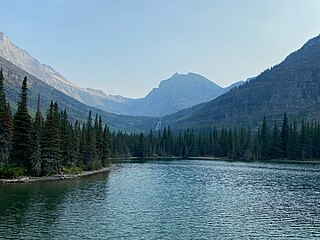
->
<box><xmin>1</xmin><ymin>72</ymin><xmax>320</xmax><ymax>178</ymax></box>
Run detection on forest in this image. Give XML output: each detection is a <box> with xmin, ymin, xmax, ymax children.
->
<box><xmin>1</xmin><ymin>72</ymin><xmax>320</xmax><ymax>177</ymax></box>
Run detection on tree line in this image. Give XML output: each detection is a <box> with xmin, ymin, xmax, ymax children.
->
<box><xmin>109</xmin><ymin>114</ymin><xmax>320</xmax><ymax>161</ymax></box>
<box><xmin>0</xmin><ymin>72</ymin><xmax>111</xmax><ymax>177</ymax></box>
<box><xmin>1</xmin><ymin>72</ymin><xmax>320</xmax><ymax>177</ymax></box>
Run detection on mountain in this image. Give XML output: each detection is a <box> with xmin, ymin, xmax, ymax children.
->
<box><xmin>0</xmin><ymin>32</ymin><xmax>241</xmax><ymax>117</ymax></box>
<box><xmin>0</xmin><ymin>55</ymin><xmax>158</xmax><ymax>132</ymax></box>
<box><xmin>163</xmin><ymin>34</ymin><xmax>320</xmax><ymax>128</ymax></box>
<box><xmin>0</xmin><ymin>32</ymin><xmax>129</xmax><ymax>109</ymax></box>
<box><xmin>121</xmin><ymin>72</ymin><xmax>226</xmax><ymax>117</ymax></box>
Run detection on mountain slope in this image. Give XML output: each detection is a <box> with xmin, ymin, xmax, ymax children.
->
<box><xmin>163</xmin><ymin>34</ymin><xmax>320</xmax><ymax>128</ymax></box>
<box><xmin>0</xmin><ymin>56</ymin><xmax>158</xmax><ymax>132</ymax></box>
<box><xmin>0</xmin><ymin>32</ymin><xmax>129</xmax><ymax>110</ymax></box>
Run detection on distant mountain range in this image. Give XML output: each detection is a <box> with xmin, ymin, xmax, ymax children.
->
<box><xmin>0</xmin><ymin>32</ymin><xmax>242</xmax><ymax>117</ymax></box>
<box><xmin>2</xmin><ymin>31</ymin><xmax>319</xmax><ymax>132</ymax></box>
<box><xmin>0</xmin><ymin>55</ymin><xmax>158</xmax><ymax>132</ymax></box>
<box><xmin>163</xmin><ymin>34</ymin><xmax>320</xmax><ymax>128</ymax></box>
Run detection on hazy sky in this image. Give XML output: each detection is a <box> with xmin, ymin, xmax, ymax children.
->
<box><xmin>1</xmin><ymin>0</ymin><xmax>320</xmax><ymax>98</ymax></box>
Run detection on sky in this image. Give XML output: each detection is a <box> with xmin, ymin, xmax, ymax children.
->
<box><xmin>1</xmin><ymin>0</ymin><xmax>320</xmax><ymax>98</ymax></box>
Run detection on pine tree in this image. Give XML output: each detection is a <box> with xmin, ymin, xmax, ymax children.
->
<box><xmin>12</xmin><ymin>76</ymin><xmax>32</xmax><ymax>171</ymax></box>
<box><xmin>289</xmin><ymin>119</ymin><xmax>299</xmax><ymax>158</ymax></box>
<box><xmin>260</xmin><ymin>116</ymin><xmax>270</xmax><ymax>159</ymax></box>
<box><xmin>41</xmin><ymin>101</ymin><xmax>62</xmax><ymax>174</ymax></box>
<box><xmin>280</xmin><ymin>113</ymin><xmax>289</xmax><ymax>158</ymax></box>
<box><xmin>95</xmin><ymin>116</ymin><xmax>104</xmax><ymax>165</ymax></box>
<box><xmin>101</xmin><ymin>125</ymin><xmax>111</xmax><ymax>167</ymax></box>
<box><xmin>269</xmin><ymin>122</ymin><xmax>281</xmax><ymax>159</ymax></box>
<box><xmin>78</xmin><ymin>123</ymin><xmax>86</xmax><ymax>167</ymax></box>
<box><xmin>85</xmin><ymin>111</ymin><xmax>98</xmax><ymax>170</ymax></box>
<box><xmin>69</xmin><ymin>121</ymin><xmax>80</xmax><ymax>166</ymax></box>
<box><xmin>300</xmin><ymin>121</ymin><xmax>312</xmax><ymax>159</ymax></box>
<box><xmin>137</xmin><ymin>132</ymin><xmax>145</xmax><ymax>157</ymax></box>
<box><xmin>30</xmin><ymin>94</ymin><xmax>43</xmax><ymax>176</ymax></box>
<box><xmin>60</xmin><ymin>109</ymin><xmax>72</xmax><ymax>166</ymax></box>
<box><xmin>0</xmin><ymin>70</ymin><xmax>13</xmax><ymax>165</ymax></box>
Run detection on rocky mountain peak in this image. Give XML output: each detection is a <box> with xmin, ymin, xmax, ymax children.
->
<box><xmin>0</xmin><ymin>32</ymin><xmax>8</xmax><ymax>42</ymax></box>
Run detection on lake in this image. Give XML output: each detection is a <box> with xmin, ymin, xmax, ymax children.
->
<box><xmin>0</xmin><ymin>159</ymin><xmax>320</xmax><ymax>239</ymax></box>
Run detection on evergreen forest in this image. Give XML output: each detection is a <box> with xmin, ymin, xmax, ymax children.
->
<box><xmin>1</xmin><ymin>72</ymin><xmax>320</xmax><ymax>177</ymax></box>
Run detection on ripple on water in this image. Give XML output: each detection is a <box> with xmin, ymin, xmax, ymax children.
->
<box><xmin>0</xmin><ymin>160</ymin><xmax>320</xmax><ymax>239</ymax></box>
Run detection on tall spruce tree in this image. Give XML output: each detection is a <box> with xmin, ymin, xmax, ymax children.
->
<box><xmin>30</xmin><ymin>94</ymin><xmax>43</xmax><ymax>176</ymax></box>
<box><xmin>269</xmin><ymin>122</ymin><xmax>281</xmax><ymax>159</ymax></box>
<box><xmin>69</xmin><ymin>121</ymin><xmax>80</xmax><ymax>167</ymax></box>
<box><xmin>60</xmin><ymin>109</ymin><xmax>72</xmax><ymax>166</ymax></box>
<box><xmin>12</xmin><ymin>76</ymin><xmax>32</xmax><ymax>170</ymax></box>
<box><xmin>85</xmin><ymin>111</ymin><xmax>98</xmax><ymax>170</ymax></box>
<box><xmin>280</xmin><ymin>113</ymin><xmax>289</xmax><ymax>158</ymax></box>
<box><xmin>95</xmin><ymin>115</ymin><xmax>104</xmax><ymax>164</ymax></box>
<box><xmin>0</xmin><ymin>71</ymin><xmax>13</xmax><ymax>165</ymax></box>
<box><xmin>137</xmin><ymin>132</ymin><xmax>145</xmax><ymax>157</ymax></box>
<box><xmin>102</xmin><ymin>125</ymin><xmax>111</xmax><ymax>167</ymax></box>
<box><xmin>300</xmin><ymin>121</ymin><xmax>312</xmax><ymax>159</ymax></box>
<box><xmin>41</xmin><ymin>101</ymin><xmax>62</xmax><ymax>174</ymax></box>
<box><xmin>260</xmin><ymin>116</ymin><xmax>270</xmax><ymax>159</ymax></box>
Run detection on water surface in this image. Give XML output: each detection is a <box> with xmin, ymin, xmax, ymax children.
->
<box><xmin>0</xmin><ymin>159</ymin><xmax>320</xmax><ymax>239</ymax></box>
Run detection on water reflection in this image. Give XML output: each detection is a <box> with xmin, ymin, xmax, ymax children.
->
<box><xmin>0</xmin><ymin>160</ymin><xmax>320</xmax><ymax>239</ymax></box>
<box><xmin>0</xmin><ymin>172</ymin><xmax>110</xmax><ymax>239</ymax></box>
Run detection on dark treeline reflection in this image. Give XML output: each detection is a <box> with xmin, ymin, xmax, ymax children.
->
<box><xmin>0</xmin><ymin>172</ymin><xmax>110</xmax><ymax>238</ymax></box>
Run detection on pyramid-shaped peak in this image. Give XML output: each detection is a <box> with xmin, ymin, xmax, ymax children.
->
<box><xmin>0</xmin><ymin>32</ymin><xmax>11</xmax><ymax>43</ymax></box>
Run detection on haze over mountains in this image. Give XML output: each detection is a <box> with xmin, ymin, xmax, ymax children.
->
<box><xmin>119</xmin><ymin>73</ymin><xmax>244</xmax><ymax>117</ymax></box>
<box><xmin>0</xmin><ymin>55</ymin><xmax>158</xmax><ymax>132</ymax></box>
<box><xmin>164</xmin><ymin>34</ymin><xmax>320</xmax><ymax>128</ymax></box>
<box><xmin>0</xmin><ymin>32</ymin><xmax>241</xmax><ymax>117</ymax></box>
<box><xmin>1</xmin><ymin>30</ymin><xmax>320</xmax><ymax>132</ymax></box>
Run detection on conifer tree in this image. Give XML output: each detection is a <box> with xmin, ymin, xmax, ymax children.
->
<box><xmin>280</xmin><ymin>113</ymin><xmax>289</xmax><ymax>158</ymax></box>
<box><xmin>269</xmin><ymin>122</ymin><xmax>281</xmax><ymax>159</ymax></box>
<box><xmin>41</xmin><ymin>101</ymin><xmax>62</xmax><ymax>174</ymax></box>
<box><xmin>101</xmin><ymin>125</ymin><xmax>111</xmax><ymax>167</ymax></box>
<box><xmin>300</xmin><ymin>121</ymin><xmax>312</xmax><ymax>159</ymax></box>
<box><xmin>69</xmin><ymin>121</ymin><xmax>80</xmax><ymax>166</ymax></box>
<box><xmin>289</xmin><ymin>119</ymin><xmax>299</xmax><ymax>158</ymax></box>
<box><xmin>0</xmin><ymin>70</ymin><xmax>13</xmax><ymax>165</ymax></box>
<box><xmin>78</xmin><ymin>123</ymin><xmax>86</xmax><ymax>167</ymax></box>
<box><xmin>260</xmin><ymin>116</ymin><xmax>270</xmax><ymax>159</ymax></box>
<box><xmin>95</xmin><ymin>116</ymin><xmax>104</xmax><ymax>164</ymax></box>
<box><xmin>12</xmin><ymin>76</ymin><xmax>32</xmax><ymax>170</ymax></box>
<box><xmin>137</xmin><ymin>132</ymin><xmax>145</xmax><ymax>157</ymax></box>
<box><xmin>30</xmin><ymin>94</ymin><xmax>43</xmax><ymax>176</ymax></box>
<box><xmin>60</xmin><ymin>109</ymin><xmax>72</xmax><ymax>166</ymax></box>
<box><xmin>85</xmin><ymin>111</ymin><xmax>98</xmax><ymax>170</ymax></box>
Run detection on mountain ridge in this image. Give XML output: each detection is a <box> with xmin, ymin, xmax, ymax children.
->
<box><xmin>163</xmin><ymin>34</ymin><xmax>320</xmax><ymax>128</ymax></box>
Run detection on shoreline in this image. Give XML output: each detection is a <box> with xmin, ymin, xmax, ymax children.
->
<box><xmin>115</xmin><ymin>156</ymin><xmax>320</xmax><ymax>164</ymax></box>
<box><xmin>0</xmin><ymin>167</ymin><xmax>112</xmax><ymax>184</ymax></box>
<box><xmin>2</xmin><ymin>156</ymin><xmax>319</xmax><ymax>184</ymax></box>
<box><xmin>188</xmin><ymin>156</ymin><xmax>320</xmax><ymax>164</ymax></box>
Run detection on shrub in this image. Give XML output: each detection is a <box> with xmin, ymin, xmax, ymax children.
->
<box><xmin>62</xmin><ymin>166</ymin><xmax>83</xmax><ymax>175</ymax></box>
<box><xmin>0</xmin><ymin>164</ymin><xmax>25</xmax><ymax>178</ymax></box>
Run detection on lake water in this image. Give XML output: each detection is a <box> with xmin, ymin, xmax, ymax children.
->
<box><xmin>0</xmin><ymin>159</ymin><xmax>320</xmax><ymax>239</ymax></box>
